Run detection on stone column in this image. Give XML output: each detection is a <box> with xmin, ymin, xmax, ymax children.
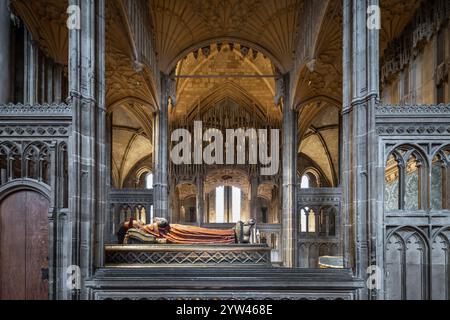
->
<box><xmin>39</xmin><ymin>54</ymin><xmax>46</xmax><ymax>103</ymax></box>
<box><xmin>153</xmin><ymin>74</ymin><xmax>169</xmax><ymax>220</ymax></box>
<box><xmin>342</xmin><ymin>0</ymin><xmax>380</xmax><ymax>299</ymax></box>
<box><xmin>23</xmin><ymin>29</ymin><xmax>38</xmax><ymax>105</ymax></box>
<box><xmin>281</xmin><ymin>73</ymin><xmax>297</xmax><ymax>268</ymax></box>
<box><xmin>68</xmin><ymin>0</ymin><xmax>106</xmax><ymax>300</ymax></box>
<box><xmin>53</xmin><ymin>64</ymin><xmax>63</xmax><ymax>103</ymax></box>
<box><xmin>0</xmin><ymin>0</ymin><xmax>10</xmax><ymax>104</ymax></box>
<box><xmin>249</xmin><ymin>175</ymin><xmax>258</xmax><ymax>220</ymax></box>
<box><xmin>448</xmin><ymin>19</ymin><xmax>450</xmax><ymax>104</ymax></box>
<box><xmin>196</xmin><ymin>174</ymin><xmax>204</xmax><ymax>226</ymax></box>
<box><xmin>46</xmin><ymin>59</ymin><xmax>54</xmax><ymax>103</ymax></box>
<box><xmin>95</xmin><ymin>0</ymin><xmax>107</xmax><ymax>273</ymax></box>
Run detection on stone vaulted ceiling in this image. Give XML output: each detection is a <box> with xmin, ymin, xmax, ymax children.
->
<box><xmin>173</xmin><ymin>43</ymin><xmax>280</xmax><ymax>120</ymax></box>
<box><xmin>380</xmin><ymin>0</ymin><xmax>423</xmax><ymax>56</ymax></box>
<box><xmin>293</xmin><ymin>0</ymin><xmax>342</xmax><ymax>108</ymax></box>
<box><xmin>12</xmin><ymin>0</ymin><xmax>69</xmax><ymax>65</ymax></box>
<box><xmin>150</xmin><ymin>0</ymin><xmax>304</xmax><ymax>72</ymax></box>
<box><xmin>111</xmin><ymin>104</ymin><xmax>153</xmax><ymax>188</ymax></box>
<box><xmin>299</xmin><ymin>104</ymin><xmax>339</xmax><ymax>186</ymax></box>
<box><xmin>106</xmin><ymin>0</ymin><xmax>157</xmax><ymax>107</ymax></box>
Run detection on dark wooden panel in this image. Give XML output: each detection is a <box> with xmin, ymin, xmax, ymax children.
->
<box><xmin>25</xmin><ymin>191</ymin><xmax>49</xmax><ymax>300</ymax></box>
<box><xmin>0</xmin><ymin>192</ymin><xmax>26</xmax><ymax>300</ymax></box>
<box><xmin>0</xmin><ymin>191</ymin><xmax>49</xmax><ymax>300</ymax></box>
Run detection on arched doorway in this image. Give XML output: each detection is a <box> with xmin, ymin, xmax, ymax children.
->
<box><xmin>0</xmin><ymin>189</ymin><xmax>49</xmax><ymax>300</ymax></box>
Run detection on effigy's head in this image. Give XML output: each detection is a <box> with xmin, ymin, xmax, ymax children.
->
<box><xmin>154</xmin><ymin>217</ymin><xmax>169</xmax><ymax>228</ymax></box>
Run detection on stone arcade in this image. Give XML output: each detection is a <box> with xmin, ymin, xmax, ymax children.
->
<box><xmin>0</xmin><ymin>0</ymin><xmax>449</xmax><ymax>300</ymax></box>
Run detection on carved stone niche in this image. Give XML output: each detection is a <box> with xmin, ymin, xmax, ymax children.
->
<box><xmin>435</xmin><ymin>59</ymin><xmax>449</xmax><ymax>86</ymax></box>
<box><xmin>381</xmin><ymin>0</ymin><xmax>450</xmax><ymax>84</ymax></box>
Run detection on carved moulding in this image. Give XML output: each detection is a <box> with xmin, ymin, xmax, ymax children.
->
<box><xmin>375</xmin><ymin>104</ymin><xmax>450</xmax><ymax>136</ymax></box>
<box><xmin>376</xmin><ymin>104</ymin><xmax>450</xmax><ymax>115</ymax></box>
<box><xmin>0</xmin><ymin>103</ymin><xmax>72</xmax><ymax>115</ymax></box>
<box><xmin>376</xmin><ymin>125</ymin><xmax>450</xmax><ymax>136</ymax></box>
<box><xmin>297</xmin><ymin>188</ymin><xmax>342</xmax><ymax>206</ymax></box>
<box><xmin>0</xmin><ymin>126</ymin><xmax>71</xmax><ymax>138</ymax></box>
<box><xmin>0</xmin><ymin>103</ymin><xmax>72</xmax><ymax>138</ymax></box>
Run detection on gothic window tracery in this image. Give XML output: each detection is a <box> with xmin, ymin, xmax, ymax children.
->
<box><xmin>300</xmin><ymin>169</ymin><xmax>321</xmax><ymax>189</ymax></box>
<box><xmin>431</xmin><ymin>147</ymin><xmax>449</xmax><ymax>210</ymax></box>
<box><xmin>119</xmin><ymin>204</ymin><xmax>149</xmax><ymax>225</ymax></box>
<box><xmin>385</xmin><ymin>228</ymin><xmax>429</xmax><ymax>300</ymax></box>
<box><xmin>24</xmin><ymin>143</ymin><xmax>49</xmax><ymax>183</ymax></box>
<box><xmin>11</xmin><ymin>144</ymin><xmax>21</xmax><ymax>181</ymax></box>
<box><xmin>0</xmin><ymin>144</ymin><xmax>10</xmax><ymax>185</ymax></box>
<box><xmin>299</xmin><ymin>206</ymin><xmax>337</xmax><ymax>237</ymax></box>
<box><xmin>431</xmin><ymin>229</ymin><xmax>450</xmax><ymax>299</ymax></box>
<box><xmin>385</xmin><ymin>146</ymin><xmax>426</xmax><ymax>212</ymax></box>
<box><xmin>0</xmin><ymin>142</ymin><xmax>51</xmax><ymax>186</ymax></box>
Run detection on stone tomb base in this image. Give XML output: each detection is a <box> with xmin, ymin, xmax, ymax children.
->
<box><xmin>105</xmin><ymin>244</ymin><xmax>271</xmax><ymax>268</ymax></box>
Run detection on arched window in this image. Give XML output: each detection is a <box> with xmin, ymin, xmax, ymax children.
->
<box><xmin>300</xmin><ymin>208</ymin><xmax>308</xmax><ymax>233</ymax></box>
<box><xmin>215</xmin><ymin>186</ymin><xmax>225</xmax><ymax>222</ymax></box>
<box><xmin>431</xmin><ymin>147</ymin><xmax>449</xmax><ymax>210</ymax></box>
<box><xmin>385</xmin><ymin>153</ymin><xmax>401</xmax><ymax>211</ymax></box>
<box><xmin>300</xmin><ymin>206</ymin><xmax>337</xmax><ymax>236</ymax></box>
<box><xmin>405</xmin><ymin>154</ymin><xmax>420</xmax><ymax>211</ymax></box>
<box><xmin>23</xmin><ymin>143</ymin><xmax>49</xmax><ymax>184</ymax></box>
<box><xmin>0</xmin><ymin>145</ymin><xmax>9</xmax><ymax>185</ymax></box>
<box><xmin>145</xmin><ymin>172</ymin><xmax>153</xmax><ymax>190</ymax></box>
<box><xmin>384</xmin><ymin>146</ymin><xmax>426</xmax><ymax>212</ymax></box>
<box><xmin>301</xmin><ymin>175</ymin><xmax>310</xmax><ymax>189</ymax></box>
<box><xmin>300</xmin><ymin>169</ymin><xmax>320</xmax><ymax>188</ymax></box>
<box><xmin>308</xmin><ymin>209</ymin><xmax>316</xmax><ymax>233</ymax></box>
<box><xmin>232</xmin><ymin>187</ymin><xmax>241</xmax><ymax>222</ymax></box>
<box><xmin>215</xmin><ymin>186</ymin><xmax>241</xmax><ymax>223</ymax></box>
<box><xmin>300</xmin><ymin>208</ymin><xmax>316</xmax><ymax>233</ymax></box>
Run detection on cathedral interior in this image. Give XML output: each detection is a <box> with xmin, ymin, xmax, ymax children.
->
<box><xmin>0</xmin><ymin>0</ymin><xmax>449</xmax><ymax>300</ymax></box>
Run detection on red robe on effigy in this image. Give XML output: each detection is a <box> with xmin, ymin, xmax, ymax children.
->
<box><xmin>139</xmin><ymin>222</ymin><xmax>236</xmax><ymax>244</ymax></box>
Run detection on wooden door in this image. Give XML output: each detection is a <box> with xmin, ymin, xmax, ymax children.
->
<box><xmin>0</xmin><ymin>190</ymin><xmax>49</xmax><ymax>300</ymax></box>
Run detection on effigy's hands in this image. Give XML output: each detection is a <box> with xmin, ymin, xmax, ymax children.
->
<box><xmin>134</xmin><ymin>220</ymin><xmax>144</xmax><ymax>229</ymax></box>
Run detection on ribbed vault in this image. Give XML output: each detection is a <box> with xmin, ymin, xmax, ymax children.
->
<box><xmin>111</xmin><ymin>103</ymin><xmax>154</xmax><ymax>188</ymax></box>
<box><xmin>173</xmin><ymin>43</ymin><xmax>280</xmax><ymax>122</ymax></box>
<box><xmin>150</xmin><ymin>0</ymin><xmax>304</xmax><ymax>72</ymax></box>
<box><xmin>298</xmin><ymin>103</ymin><xmax>339</xmax><ymax>186</ymax></box>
